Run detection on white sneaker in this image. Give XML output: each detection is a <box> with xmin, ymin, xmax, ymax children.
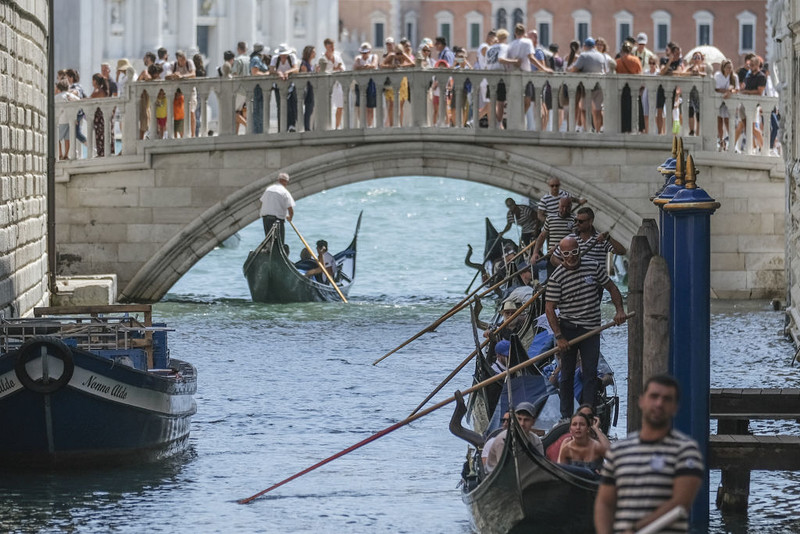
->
<box><xmin>576</xmin><ymin>125</ymin><xmax>583</xmax><ymax>133</ymax></box>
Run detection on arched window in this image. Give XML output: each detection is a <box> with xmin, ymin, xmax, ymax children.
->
<box><xmin>513</xmin><ymin>8</ymin><xmax>524</xmax><ymax>27</ymax></box>
<box><xmin>497</xmin><ymin>8</ymin><xmax>507</xmax><ymax>30</ymax></box>
<box><xmin>737</xmin><ymin>11</ymin><xmax>756</xmax><ymax>54</ymax></box>
<box><xmin>693</xmin><ymin>10</ymin><xmax>713</xmax><ymax>46</ymax></box>
<box><xmin>614</xmin><ymin>10</ymin><xmax>634</xmax><ymax>50</ymax></box>
<box><xmin>572</xmin><ymin>9</ymin><xmax>591</xmax><ymax>43</ymax></box>
<box><xmin>535</xmin><ymin>10</ymin><xmax>553</xmax><ymax>47</ymax></box>
<box><xmin>651</xmin><ymin>10</ymin><xmax>671</xmax><ymax>52</ymax></box>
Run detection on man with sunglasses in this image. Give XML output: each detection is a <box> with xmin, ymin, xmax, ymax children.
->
<box><xmin>551</xmin><ymin>207</ymin><xmax>626</xmax><ymax>268</ymax></box>
<box><xmin>535</xmin><ymin>177</ymin><xmax>586</xmax><ymax>222</ymax></box>
<box><xmin>545</xmin><ymin>236</ymin><xmax>627</xmax><ymax>420</ymax></box>
<box><xmin>532</xmin><ymin>197</ymin><xmax>576</xmax><ymax>279</ymax></box>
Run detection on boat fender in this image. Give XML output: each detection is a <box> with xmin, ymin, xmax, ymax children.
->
<box><xmin>15</xmin><ymin>336</ymin><xmax>75</xmax><ymax>394</ymax></box>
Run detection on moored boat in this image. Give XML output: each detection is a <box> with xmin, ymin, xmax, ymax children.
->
<box><xmin>0</xmin><ymin>305</ymin><xmax>197</xmax><ymax>468</ymax></box>
<box><xmin>243</xmin><ymin>212</ymin><xmax>362</xmax><ymax>303</ymax></box>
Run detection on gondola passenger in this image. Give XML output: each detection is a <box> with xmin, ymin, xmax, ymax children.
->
<box><xmin>557</xmin><ymin>411</ymin><xmax>607</xmax><ymax>477</ymax></box>
<box><xmin>304</xmin><ymin>240</ymin><xmax>338</xmax><ymax>284</ymax></box>
<box><xmin>485</xmin><ymin>402</ymin><xmax>543</xmax><ymax>472</ymax></box>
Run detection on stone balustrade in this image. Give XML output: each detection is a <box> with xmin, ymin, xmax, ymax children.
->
<box><xmin>55</xmin><ymin>69</ymin><xmax>779</xmax><ymax>162</ymax></box>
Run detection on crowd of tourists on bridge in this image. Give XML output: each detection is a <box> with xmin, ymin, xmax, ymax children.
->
<box><xmin>55</xmin><ymin>25</ymin><xmax>780</xmax><ymax>158</ymax></box>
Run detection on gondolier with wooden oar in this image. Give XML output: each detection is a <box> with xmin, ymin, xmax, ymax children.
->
<box><xmin>546</xmin><ymin>235</ymin><xmax>627</xmax><ymax>421</ymax></box>
<box><xmin>259</xmin><ymin>172</ymin><xmax>295</xmax><ymax>241</ymax></box>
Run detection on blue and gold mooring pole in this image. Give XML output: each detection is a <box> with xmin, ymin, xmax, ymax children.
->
<box><xmin>662</xmin><ymin>152</ymin><xmax>720</xmax><ymax>530</ymax></box>
<box><xmin>652</xmin><ymin>136</ymin><xmax>685</xmax><ymax>372</ymax></box>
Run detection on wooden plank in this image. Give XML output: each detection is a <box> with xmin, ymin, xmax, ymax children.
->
<box><xmin>710</xmin><ymin>388</ymin><xmax>800</xmax><ymax>418</ymax></box>
<box><xmin>710</xmin><ymin>434</ymin><xmax>800</xmax><ymax>470</ymax></box>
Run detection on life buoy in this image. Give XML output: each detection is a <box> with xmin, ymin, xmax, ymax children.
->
<box><xmin>15</xmin><ymin>337</ymin><xmax>74</xmax><ymax>394</ymax></box>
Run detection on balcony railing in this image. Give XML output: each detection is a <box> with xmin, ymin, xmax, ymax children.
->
<box><xmin>54</xmin><ymin>69</ymin><xmax>780</xmax><ymax>161</ymax></box>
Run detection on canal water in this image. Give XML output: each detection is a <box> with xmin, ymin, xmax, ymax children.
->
<box><xmin>2</xmin><ymin>177</ymin><xmax>798</xmax><ymax>533</ymax></box>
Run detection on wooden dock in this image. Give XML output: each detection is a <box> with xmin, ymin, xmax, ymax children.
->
<box><xmin>709</xmin><ymin>388</ymin><xmax>800</xmax><ymax>513</ymax></box>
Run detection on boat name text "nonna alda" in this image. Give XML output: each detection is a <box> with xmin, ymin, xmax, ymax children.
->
<box><xmin>82</xmin><ymin>375</ymin><xmax>129</xmax><ymax>399</ymax></box>
<box><xmin>0</xmin><ymin>376</ymin><xmax>15</xmax><ymax>393</ymax></box>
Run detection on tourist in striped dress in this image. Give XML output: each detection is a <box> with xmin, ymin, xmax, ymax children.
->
<box><xmin>551</xmin><ymin>207</ymin><xmax>627</xmax><ymax>267</ymax></box>
<box><xmin>532</xmin><ymin>197</ymin><xmax>576</xmax><ymax>278</ymax></box>
<box><xmin>594</xmin><ymin>374</ymin><xmax>703</xmax><ymax>534</ymax></box>
<box><xmin>545</xmin><ymin>236</ymin><xmax>626</xmax><ymax>420</ymax></box>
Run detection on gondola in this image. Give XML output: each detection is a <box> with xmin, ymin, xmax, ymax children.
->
<box><xmin>0</xmin><ymin>305</ymin><xmax>197</xmax><ymax>468</ymax></box>
<box><xmin>453</xmin><ymin>327</ymin><xmax>618</xmax><ymax>534</ymax></box>
<box><xmin>243</xmin><ymin>212</ymin><xmax>362</xmax><ymax>303</ymax></box>
<box><xmin>465</xmin><ymin>217</ymin><xmax>520</xmax><ymax>285</ymax></box>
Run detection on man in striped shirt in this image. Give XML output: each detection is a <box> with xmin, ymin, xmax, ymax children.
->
<box><xmin>532</xmin><ymin>197</ymin><xmax>576</xmax><ymax>278</ymax></box>
<box><xmin>545</xmin><ymin>236</ymin><xmax>626</xmax><ymax>419</ymax></box>
<box><xmin>500</xmin><ymin>198</ymin><xmax>540</xmax><ymax>248</ymax></box>
<box><xmin>594</xmin><ymin>374</ymin><xmax>704</xmax><ymax>534</ymax></box>
<box><xmin>535</xmin><ymin>176</ymin><xmax>586</xmax><ymax>222</ymax></box>
<box><xmin>552</xmin><ymin>207</ymin><xmax>627</xmax><ymax>267</ymax></box>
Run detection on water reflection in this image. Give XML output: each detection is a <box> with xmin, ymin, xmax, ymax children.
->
<box><xmin>0</xmin><ymin>451</ymin><xmax>192</xmax><ymax>532</ymax></box>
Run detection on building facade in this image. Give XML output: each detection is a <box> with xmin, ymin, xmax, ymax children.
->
<box><xmin>54</xmin><ymin>0</ymin><xmax>339</xmax><ymax>87</ymax></box>
<box><xmin>0</xmin><ymin>0</ymin><xmax>50</xmax><ymax>317</ymax></box>
<box><xmin>768</xmin><ymin>0</ymin><xmax>800</xmax><ymax>343</ymax></box>
<box><xmin>340</xmin><ymin>0</ymin><xmax>768</xmax><ymax>65</ymax></box>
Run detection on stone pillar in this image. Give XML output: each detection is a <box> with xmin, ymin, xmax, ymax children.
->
<box><xmin>177</xmin><ymin>0</ymin><xmax>198</xmax><ymax>52</ymax></box>
<box><xmin>662</xmin><ymin>154</ymin><xmax>720</xmax><ymax>531</ymax></box>
<box><xmin>141</xmin><ymin>0</ymin><xmax>163</xmax><ymax>53</ymax></box>
<box><xmin>270</xmin><ymin>0</ymin><xmax>291</xmax><ymax>47</ymax></box>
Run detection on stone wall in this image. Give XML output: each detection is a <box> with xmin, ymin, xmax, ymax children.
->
<box><xmin>0</xmin><ymin>1</ymin><xmax>50</xmax><ymax>317</ymax></box>
<box><xmin>54</xmin><ymin>136</ymin><xmax>784</xmax><ymax>303</ymax></box>
<box><xmin>769</xmin><ymin>0</ymin><xmax>800</xmax><ymax>342</ymax></box>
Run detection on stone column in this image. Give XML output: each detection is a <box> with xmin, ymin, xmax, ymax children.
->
<box><xmin>270</xmin><ymin>0</ymin><xmax>291</xmax><ymax>47</ymax></box>
<box><xmin>141</xmin><ymin>0</ymin><xmax>163</xmax><ymax>54</ymax></box>
<box><xmin>177</xmin><ymin>0</ymin><xmax>197</xmax><ymax>52</ymax></box>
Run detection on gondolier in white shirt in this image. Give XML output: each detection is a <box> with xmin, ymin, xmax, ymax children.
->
<box><xmin>259</xmin><ymin>172</ymin><xmax>295</xmax><ymax>241</ymax></box>
<box><xmin>545</xmin><ymin>236</ymin><xmax>626</xmax><ymax>420</ymax></box>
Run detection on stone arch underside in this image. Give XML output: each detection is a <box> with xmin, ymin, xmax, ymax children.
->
<box><xmin>120</xmin><ymin>142</ymin><xmax>643</xmax><ymax>302</ymax></box>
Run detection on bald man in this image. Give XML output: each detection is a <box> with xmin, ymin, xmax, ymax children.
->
<box><xmin>545</xmin><ymin>236</ymin><xmax>626</xmax><ymax>419</ymax></box>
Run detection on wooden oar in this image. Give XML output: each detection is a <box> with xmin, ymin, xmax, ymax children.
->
<box><xmin>407</xmin><ymin>285</ymin><xmax>546</xmax><ymax>416</ymax></box>
<box><xmin>372</xmin><ymin>241</ymin><xmax>539</xmax><ymax>366</ymax></box>
<box><xmin>236</xmin><ymin>313</ymin><xmax>633</xmax><ymax>504</ymax></box>
<box><xmin>288</xmin><ymin>220</ymin><xmax>348</xmax><ymax>304</ymax></box>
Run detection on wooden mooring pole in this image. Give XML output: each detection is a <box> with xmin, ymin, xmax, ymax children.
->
<box><xmin>626</xmin><ymin>234</ymin><xmax>652</xmax><ymax>433</ymax></box>
<box><xmin>642</xmin><ymin>255</ymin><xmax>670</xmax><ymax>380</ymax></box>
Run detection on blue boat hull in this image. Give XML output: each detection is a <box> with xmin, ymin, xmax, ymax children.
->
<box><xmin>0</xmin><ymin>347</ymin><xmax>196</xmax><ymax>467</ymax></box>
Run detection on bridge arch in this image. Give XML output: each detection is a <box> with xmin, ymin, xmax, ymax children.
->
<box><xmin>120</xmin><ymin>142</ymin><xmax>643</xmax><ymax>302</ymax></box>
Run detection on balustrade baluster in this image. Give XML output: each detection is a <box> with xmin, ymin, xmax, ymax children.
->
<box><xmin>50</xmin><ymin>71</ymin><xmax>778</xmax><ymax>162</ymax></box>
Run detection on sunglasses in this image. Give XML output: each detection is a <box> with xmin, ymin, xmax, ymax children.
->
<box><xmin>501</xmin><ymin>417</ymin><xmax>510</xmax><ymax>423</ymax></box>
<box><xmin>562</xmin><ymin>249</ymin><xmax>580</xmax><ymax>257</ymax></box>
<box><xmin>576</xmin><ymin>218</ymin><xmax>590</xmax><ymax>223</ymax></box>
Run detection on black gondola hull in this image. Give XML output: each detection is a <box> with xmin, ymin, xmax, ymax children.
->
<box><xmin>244</xmin><ymin>213</ymin><xmax>362</xmax><ymax>303</ymax></box>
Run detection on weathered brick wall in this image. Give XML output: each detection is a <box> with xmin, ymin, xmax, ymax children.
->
<box><xmin>0</xmin><ymin>0</ymin><xmax>50</xmax><ymax>317</ymax></box>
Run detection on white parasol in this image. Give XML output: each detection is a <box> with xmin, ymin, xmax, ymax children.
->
<box><xmin>685</xmin><ymin>45</ymin><xmax>727</xmax><ymax>68</ymax></box>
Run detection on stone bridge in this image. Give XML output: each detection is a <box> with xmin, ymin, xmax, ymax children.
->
<box><xmin>54</xmin><ymin>69</ymin><xmax>784</xmax><ymax>302</ymax></box>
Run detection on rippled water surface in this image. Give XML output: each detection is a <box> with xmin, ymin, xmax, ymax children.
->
<box><xmin>2</xmin><ymin>177</ymin><xmax>797</xmax><ymax>533</ymax></box>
